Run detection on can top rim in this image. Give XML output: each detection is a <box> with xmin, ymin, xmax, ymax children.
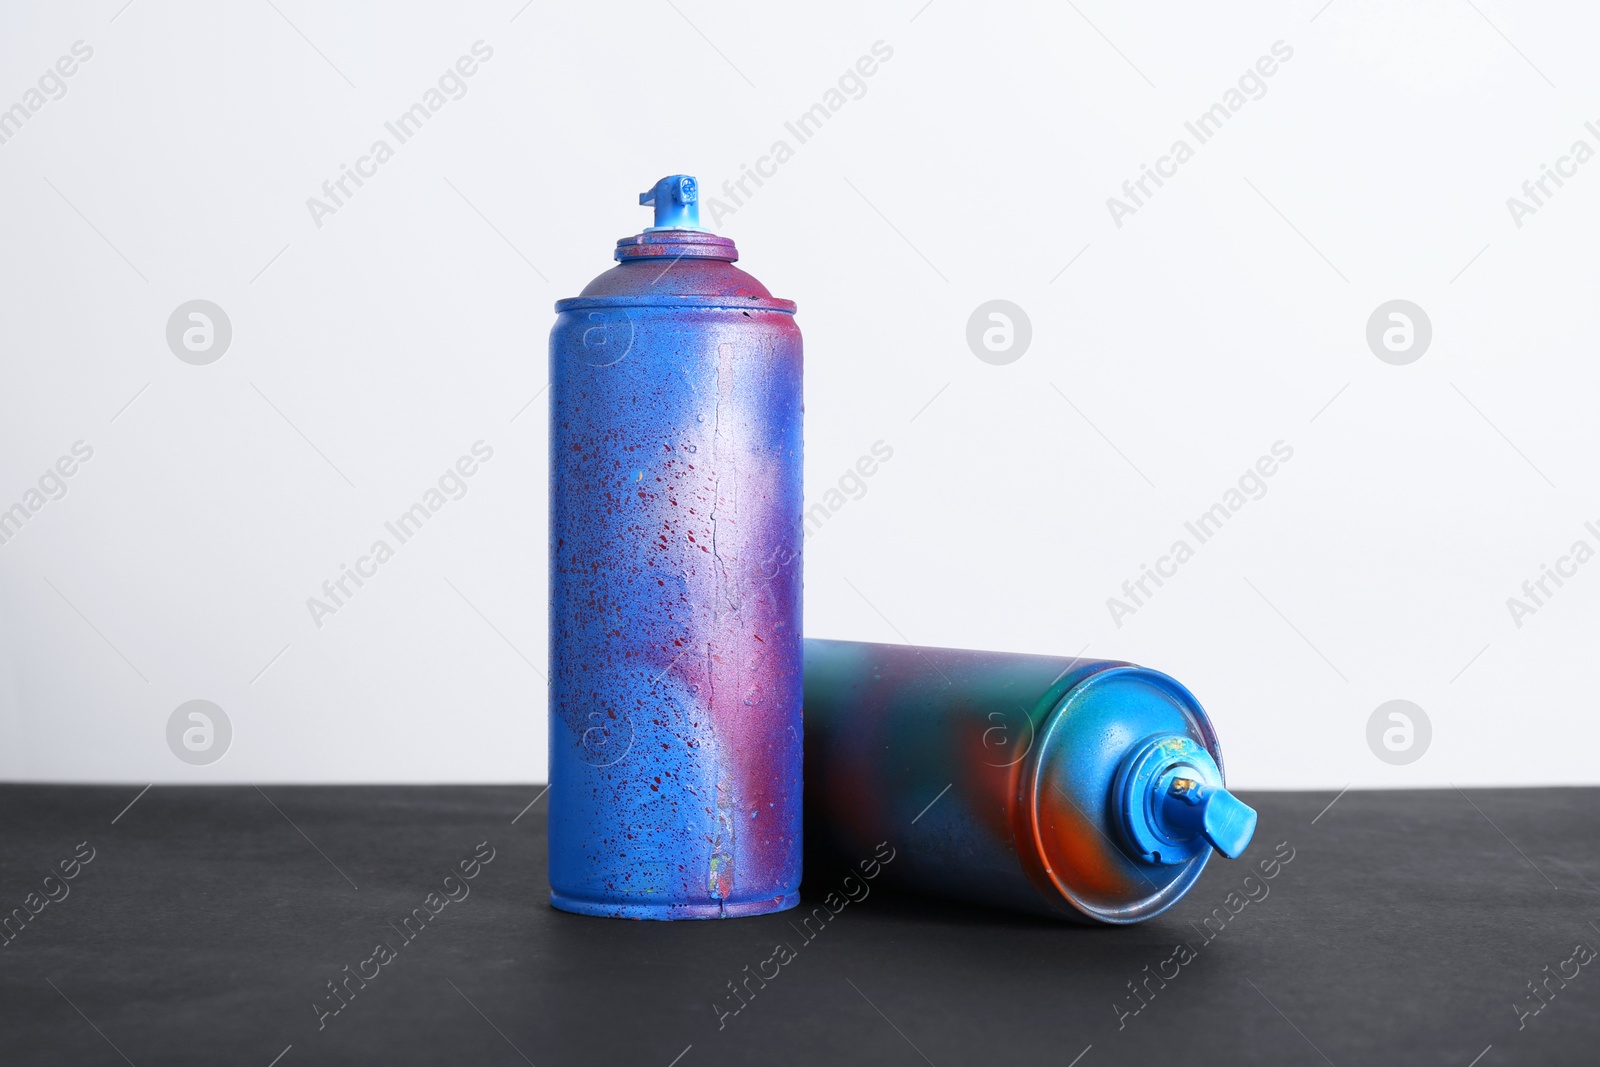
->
<box><xmin>615</xmin><ymin>230</ymin><xmax>737</xmax><ymax>263</ymax></box>
<box><xmin>555</xmin><ymin>295</ymin><xmax>797</xmax><ymax>313</ymax></box>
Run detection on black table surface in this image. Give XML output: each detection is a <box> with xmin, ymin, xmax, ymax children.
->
<box><xmin>1</xmin><ymin>785</ymin><xmax>1596</xmax><ymax>1066</ymax></box>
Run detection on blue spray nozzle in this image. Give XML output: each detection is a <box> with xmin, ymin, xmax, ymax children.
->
<box><xmin>1159</xmin><ymin>774</ymin><xmax>1258</xmax><ymax>859</ymax></box>
<box><xmin>1114</xmin><ymin>735</ymin><xmax>1257</xmax><ymax>865</ymax></box>
<box><xmin>640</xmin><ymin>175</ymin><xmax>702</xmax><ymax>232</ymax></box>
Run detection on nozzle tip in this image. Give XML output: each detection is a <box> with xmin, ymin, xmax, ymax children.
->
<box><xmin>640</xmin><ymin>175</ymin><xmax>701</xmax><ymax>232</ymax></box>
<box><xmin>1195</xmin><ymin>785</ymin><xmax>1257</xmax><ymax>858</ymax></box>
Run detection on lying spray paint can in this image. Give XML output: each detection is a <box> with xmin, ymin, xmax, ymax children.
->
<box><xmin>548</xmin><ymin>176</ymin><xmax>803</xmax><ymax>919</ymax></box>
<box><xmin>802</xmin><ymin>639</ymin><xmax>1256</xmax><ymax>923</ymax></box>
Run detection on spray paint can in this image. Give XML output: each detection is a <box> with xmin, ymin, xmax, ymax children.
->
<box><xmin>548</xmin><ymin>176</ymin><xmax>803</xmax><ymax>919</ymax></box>
<box><xmin>802</xmin><ymin>639</ymin><xmax>1256</xmax><ymax>923</ymax></box>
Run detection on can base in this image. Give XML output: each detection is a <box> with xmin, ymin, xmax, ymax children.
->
<box><xmin>550</xmin><ymin>891</ymin><xmax>800</xmax><ymax>921</ymax></box>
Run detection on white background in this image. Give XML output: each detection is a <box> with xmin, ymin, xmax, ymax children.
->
<box><xmin>1</xmin><ymin>0</ymin><xmax>1595</xmax><ymax>789</ymax></box>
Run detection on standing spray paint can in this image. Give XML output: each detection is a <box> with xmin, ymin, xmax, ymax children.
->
<box><xmin>803</xmin><ymin>639</ymin><xmax>1257</xmax><ymax>923</ymax></box>
<box><xmin>548</xmin><ymin>176</ymin><xmax>802</xmax><ymax>919</ymax></box>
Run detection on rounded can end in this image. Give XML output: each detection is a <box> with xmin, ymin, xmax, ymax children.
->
<box><xmin>1023</xmin><ymin>666</ymin><xmax>1232</xmax><ymax>923</ymax></box>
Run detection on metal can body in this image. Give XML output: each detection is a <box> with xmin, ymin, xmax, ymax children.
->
<box><xmin>803</xmin><ymin>639</ymin><xmax>1241</xmax><ymax>923</ymax></box>
<box><xmin>549</xmin><ymin>225</ymin><xmax>802</xmax><ymax>919</ymax></box>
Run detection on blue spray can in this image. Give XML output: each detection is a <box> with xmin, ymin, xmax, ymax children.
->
<box><xmin>548</xmin><ymin>176</ymin><xmax>803</xmax><ymax>919</ymax></box>
<box><xmin>803</xmin><ymin>639</ymin><xmax>1257</xmax><ymax>923</ymax></box>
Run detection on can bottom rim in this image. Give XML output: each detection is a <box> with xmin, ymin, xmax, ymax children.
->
<box><xmin>550</xmin><ymin>891</ymin><xmax>800</xmax><ymax>921</ymax></box>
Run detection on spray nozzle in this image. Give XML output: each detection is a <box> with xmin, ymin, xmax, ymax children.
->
<box><xmin>640</xmin><ymin>175</ymin><xmax>702</xmax><ymax>232</ymax></box>
<box><xmin>1114</xmin><ymin>735</ymin><xmax>1257</xmax><ymax>865</ymax></box>
<box><xmin>1158</xmin><ymin>774</ymin><xmax>1257</xmax><ymax>859</ymax></box>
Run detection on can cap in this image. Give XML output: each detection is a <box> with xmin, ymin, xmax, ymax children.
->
<box><xmin>640</xmin><ymin>175</ymin><xmax>702</xmax><ymax>232</ymax></box>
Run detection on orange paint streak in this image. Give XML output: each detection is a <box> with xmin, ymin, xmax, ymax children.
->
<box><xmin>1033</xmin><ymin>787</ymin><xmax>1137</xmax><ymax>900</ymax></box>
